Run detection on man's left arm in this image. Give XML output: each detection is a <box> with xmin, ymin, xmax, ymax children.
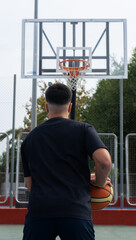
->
<box><xmin>21</xmin><ymin>140</ymin><xmax>31</xmax><ymax>192</ymax></box>
<box><xmin>25</xmin><ymin>177</ymin><xmax>32</xmax><ymax>192</ymax></box>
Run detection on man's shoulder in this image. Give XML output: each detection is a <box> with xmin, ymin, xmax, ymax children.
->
<box><xmin>21</xmin><ymin>122</ymin><xmax>46</xmax><ymax>147</ymax></box>
<box><xmin>61</xmin><ymin>118</ymin><xmax>85</xmax><ymax>126</ymax></box>
<box><xmin>68</xmin><ymin>119</ymin><xmax>93</xmax><ymax>128</ymax></box>
<box><xmin>22</xmin><ymin>119</ymin><xmax>94</xmax><ymax>145</ymax></box>
<box><xmin>63</xmin><ymin>119</ymin><xmax>94</xmax><ymax>133</ymax></box>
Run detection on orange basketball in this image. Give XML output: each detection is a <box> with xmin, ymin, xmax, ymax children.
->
<box><xmin>90</xmin><ymin>184</ymin><xmax>113</xmax><ymax>211</ymax></box>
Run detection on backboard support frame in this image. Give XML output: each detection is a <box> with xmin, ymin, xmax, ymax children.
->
<box><xmin>21</xmin><ymin>18</ymin><xmax>127</xmax><ymax>79</ymax></box>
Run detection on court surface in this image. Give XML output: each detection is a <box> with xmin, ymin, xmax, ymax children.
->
<box><xmin>0</xmin><ymin>225</ymin><xmax>136</xmax><ymax>240</ymax></box>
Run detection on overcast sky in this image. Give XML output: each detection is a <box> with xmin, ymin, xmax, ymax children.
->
<box><xmin>0</xmin><ymin>0</ymin><xmax>136</xmax><ymax>77</ymax></box>
<box><xmin>0</xmin><ymin>0</ymin><xmax>136</xmax><ymax>132</ymax></box>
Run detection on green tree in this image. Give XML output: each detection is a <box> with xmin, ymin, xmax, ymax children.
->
<box><xmin>123</xmin><ymin>49</ymin><xmax>136</xmax><ymax>136</ymax></box>
<box><xmin>84</xmin><ymin>79</ymin><xmax>120</xmax><ymax>134</ymax></box>
<box><xmin>85</xmin><ymin>48</ymin><xmax>136</xmax><ymax>136</ymax></box>
<box><xmin>24</xmin><ymin>81</ymin><xmax>48</xmax><ymax>129</ymax></box>
<box><xmin>24</xmin><ymin>80</ymin><xmax>91</xmax><ymax>126</ymax></box>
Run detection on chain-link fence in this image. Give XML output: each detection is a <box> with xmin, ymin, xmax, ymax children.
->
<box><xmin>0</xmin><ymin>76</ymin><xmax>44</xmax><ymax>205</ymax></box>
<box><xmin>1</xmin><ymin>76</ymin><xmax>136</xmax><ymax>208</ymax></box>
<box><xmin>0</xmin><ymin>76</ymin><xmax>45</xmax><ymax>134</ymax></box>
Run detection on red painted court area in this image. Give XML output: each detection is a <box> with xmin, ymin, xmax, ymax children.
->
<box><xmin>0</xmin><ymin>197</ymin><xmax>136</xmax><ymax>225</ymax></box>
<box><xmin>0</xmin><ymin>208</ymin><xmax>136</xmax><ymax>225</ymax></box>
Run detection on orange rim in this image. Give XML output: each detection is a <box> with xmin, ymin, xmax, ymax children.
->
<box><xmin>59</xmin><ymin>59</ymin><xmax>90</xmax><ymax>78</ymax></box>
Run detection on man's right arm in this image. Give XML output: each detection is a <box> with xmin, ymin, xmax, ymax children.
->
<box><xmin>92</xmin><ymin>148</ymin><xmax>112</xmax><ymax>187</ymax></box>
<box><xmin>84</xmin><ymin>124</ymin><xmax>112</xmax><ymax>187</ymax></box>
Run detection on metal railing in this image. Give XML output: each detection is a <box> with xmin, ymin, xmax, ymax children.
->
<box><xmin>0</xmin><ymin>132</ymin><xmax>9</xmax><ymax>204</ymax></box>
<box><xmin>125</xmin><ymin>133</ymin><xmax>136</xmax><ymax>206</ymax></box>
<box><xmin>98</xmin><ymin>133</ymin><xmax>118</xmax><ymax>205</ymax></box>
<box><xmin>15</xmin><ymin>132</ymin><xmax>29</xmax><ymax>204</ymax></box>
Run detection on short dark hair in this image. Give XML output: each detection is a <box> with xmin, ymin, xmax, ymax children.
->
<box><xmin>45</xmin><ymin>83</ymin><xmax>72</xmax><ymax>105</ymax></box>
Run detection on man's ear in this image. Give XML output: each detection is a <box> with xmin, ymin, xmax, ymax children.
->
<box><xmin>68</xmin><ymin>103</ymin><xmax>72</xmax><ymax>113</ymax></box>
<box><xmin>45</xmin><ymin>103</ymin><xmax>49</xmax><ymax>113</ymax></box>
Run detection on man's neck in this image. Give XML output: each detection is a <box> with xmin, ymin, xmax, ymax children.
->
<box><xmin>48</xmin><ymin>113</ymin><xmax>69</xmax><ymax>119</ymax></box>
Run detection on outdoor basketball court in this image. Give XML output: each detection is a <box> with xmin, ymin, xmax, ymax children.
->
<box><xmin>0</xmin><ymin>225</ymin><xmax>136</xmax><ymax>240</ymax></box>
<box><xmin>1</xmin><ymin>1</ymin><xmax>136</xmax><ymax>240</ymax></box>
<box><xmin>14</xmin><ymin>18</ymin><xmax>127</xmax><ymax>207</ymax></box>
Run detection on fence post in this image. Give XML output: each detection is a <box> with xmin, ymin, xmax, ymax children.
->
<box><xmin>120</xmin><ymin>78</ymin><xmax>124</xmax><ymax>208</ymax></box>
<box><xmin>10</xmin><ymin>74</ymin><xmax>16</xmax><ymax>207</ymax></box>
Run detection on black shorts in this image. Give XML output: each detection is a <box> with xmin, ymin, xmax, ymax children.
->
<box><xmin>23</xmin><ymin>218</ymin><xmax>95</xmax><ymax>240</ymax></box>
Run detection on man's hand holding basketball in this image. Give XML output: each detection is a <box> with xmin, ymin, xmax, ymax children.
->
<box><xmin>91</xmin><ymin>173</ymin><xmax>113</xmax><ymax>187</ymax></box>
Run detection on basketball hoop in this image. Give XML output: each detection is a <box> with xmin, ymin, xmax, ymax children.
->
<box><xmin>59</xmin><ymin>59</ymin><xmax>90</xmax><ymax>91</ymax></box>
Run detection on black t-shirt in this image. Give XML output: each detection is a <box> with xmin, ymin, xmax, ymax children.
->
<box><xmin>21</xmin><ymin>117</ymin><xmax>107</xmax><ymax>222</ymax></box>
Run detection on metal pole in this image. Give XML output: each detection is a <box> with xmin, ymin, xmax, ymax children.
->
<box><xmin>63</xmin><ymin>22</ymin><xmax>66</xmax><ymax>61</ymax></box>
<box><xmin>83</xmin><ymin>22</ymin><xmax>85</xmax><ymax>61</ymax></box>
<box><xmin>10</xmin><ymin>74</ymin><xmax>16</xmax><ymax>207</ymax></box>
<box><xmin>106</xmin><ymin>22</ymin><xmax>110</xmax><ymax>75</ymax></box>
<box><xmin>70</xmin><ymin>91</ymin><xmax>76</xmax><ymax>120</ymax></box>
<box><xmin>120</xmin><ymin>78</ymin><xmax>124</xmax><ymax>208</ymax></box>
<box><xmin>31</xmin><ymin>0</ymin><xmax>38</xmax><ymax>129</ymax></box>
<box><xmin>39</xmin><ymin>22</ymin><xmax>42</xmax><ymax>75</ymax></box>
<box><xmin>70</xmin><ymin>22</ymin><xmax>77</xmax><ymax>120</ymax></box>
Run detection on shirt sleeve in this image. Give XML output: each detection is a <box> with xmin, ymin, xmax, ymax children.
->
<box><xmin>85</xmin><ymin>124</ymin><xmax>108</xmax><ymax>158</ymax></box>
<box><xmin>21</xmin><ymin>139</ymin><xmax>31</xmax><ymax>177</ymax></box>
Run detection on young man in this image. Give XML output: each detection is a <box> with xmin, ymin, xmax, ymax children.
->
<box><xmin>21</xmin><ymin>83</ymin><xmax>112</xmax><ymax>240</ymax></box>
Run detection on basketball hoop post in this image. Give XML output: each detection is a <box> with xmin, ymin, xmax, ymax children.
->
<box><xmin>31</xmin><ymin>0</ymin><xmax>38</xmax><ymax>130</ymax></box>
<box><xmin>59</xmin><ymin>59</ymin><xmax>90</xmax><ymax>120</ymax></box>
<box><xmin>70</xmin><ymin>87</ymin><xmax>76</xmax><ymax>120</ymax></box>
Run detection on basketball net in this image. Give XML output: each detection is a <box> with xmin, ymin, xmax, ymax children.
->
<box><xmin>66</xmin><ymin>77</ymin><xmax>79</xmax><ymax>91</ymax></box>
<box><xmin>59</xmin><ymin>59</ymin><xmax>90</xmax><ymax>91</ymax></box>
